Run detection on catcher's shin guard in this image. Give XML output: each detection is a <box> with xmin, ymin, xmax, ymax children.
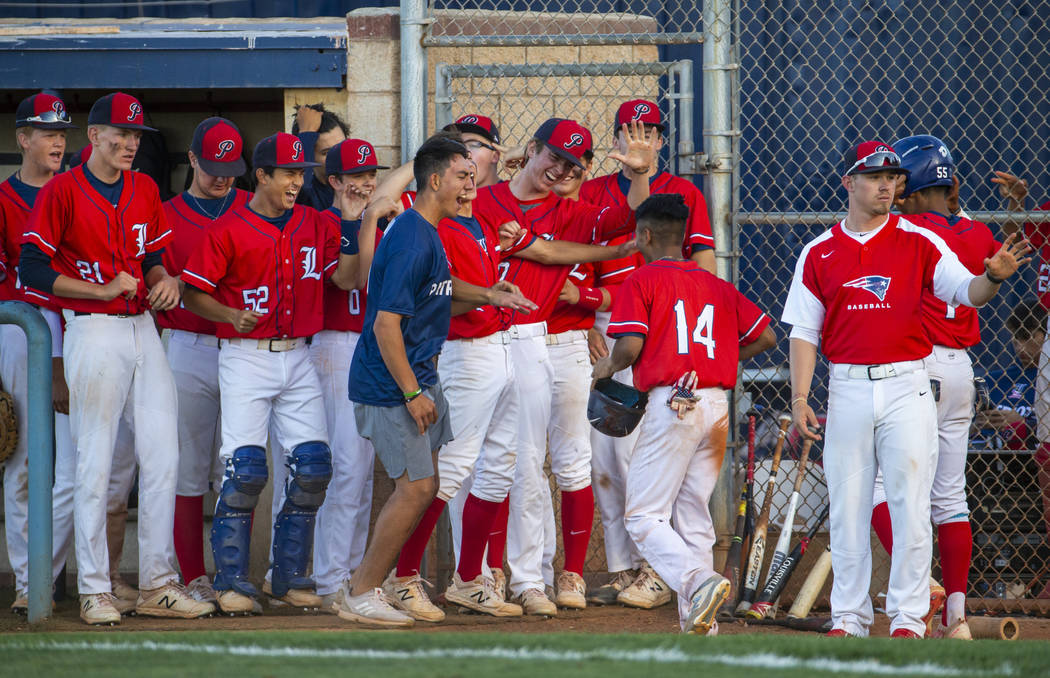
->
<box><xmin>211</xmin><ymin>445</ymin><xmax>267</xmax><ymax>596</ymax></box>
<box><xmin>271</xmin><ymin>441</ymin><xmax>332</xmax><ymax>597</ymax></box>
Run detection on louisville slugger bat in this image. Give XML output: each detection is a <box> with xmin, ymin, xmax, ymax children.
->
<box><xmin>788</xmin><ymin>544</ymin><xmax>832</xmax><ymax>619</ymax></box>
<box><xmin>734</xmin><ymin>413</ymin><xmax>791</xmax><ymax>615</ymax></box>
<box><xmin>747</xmin><ymin>502</ymin><xmax>829</xmax><ymax>619</ymax></box>
<box><xmin>739</xmin><ymin>410</ymin><xmax>758</xmax><ymax>595</ymax></box>
<box><xmin>764</xmin><ymin>437</ymin><xmax>815</xmax><ymax>584</ymax></box>
<box><xmin>722</xmin><ymin>409</ymin><xmax>758</xmax><ymax>606</ymax></box>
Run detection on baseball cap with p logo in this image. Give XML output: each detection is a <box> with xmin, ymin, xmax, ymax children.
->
<box><xmin>190</xmin><ymin>117</ymin><xmax>246</xmax><ymax>177</ymax></box>
<box><xmin>615</xmin><ymin>99</ymin><xmax>664</xmax><ymax>133</ymax></box>
<box><xmin>533</xmin><ymin>118</ymin><xmax>593</xmax><ymax>170</ymax></box>
<box><xmin>253</xmin><ymin>132</ymin><xmax>321</xmax><ymax>170</ymax></box>
<box><xmin>326</xmin><ymin>138</ymin><xmax>390</xmax><ymax>176</ymax></box>
<box><xmin>87</xmin><ymin>92</ymin><xmax>157</xmax><ymax>132</ymax></box>
<box><xmin>443</xmin><ymin>114</ymin><xmax>501</xmax><ymax>145</ymax></box>
<box><xmin>15</xmin><ymin>92</ymin><xmax>77</xmax><ymax>130</ymax></box>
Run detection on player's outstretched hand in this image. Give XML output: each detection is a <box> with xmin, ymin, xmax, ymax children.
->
<box><xmin>587</xmin><ymin>328</ymin><xmax>609</xmax><ymax>365</ymax></box>
<box><xmin>985</xmin><ymin>232</ymin><xmax>1033</xmax><ymax>282</ymax></box>
<box><xmin>558</xmin><ymin>278</ymin><xmax>580</xmax><ymax>304</ymax></box>
<box><xmin>667</xmin><ymin>371</ymin><xmax>700</xmax><ymax>419</ymax></box>
<box><xmin>147</xmin><ymin>273</ymin><xmax>181</xmax><ymax>312</ymax></box>
<box><xmin>608</xmin><ymin>120</ymin><xmax>658</xmax><ymax>176</ymax></box>
<box><xmin>992</xmin><ymin>171</ymin><xmax>1029</xmax><ymax>204</ymax></box>
<box><xmin>337</xmin><ymin>179</ymin><xmax>372</xmax><ymax>221</ymax></box>
<box><xmin>230</xmin><ymin>309</ymin><xmax>264</xmax><ymax>334</ymax></box>
<box><xmin>100</xmin><ymin>271</ymin><xmax>140</xmax><ymax>301</ymax></box>
<box><xmin>406</xmin><ymin>393</ymin><xmax>437</xmax><ymax>435</ymax></box>
<box><xmin>498</xmin><ymin>143</ymin><xmax>527</xmax><ymax>171</ymax></box>
<box><xmin>294</xmin><ymin>103</ymin><xmax>323</xmax><ymax>133</ymax></box>
<box><xmin>791</xmin><ymin>399</ymin><xmax>822</xmax><ymax>441</ymax></box>
<box><xmin>488</xmin><ymin>280</ymin><xmax>538</xmax><ymax>313</ymax></box>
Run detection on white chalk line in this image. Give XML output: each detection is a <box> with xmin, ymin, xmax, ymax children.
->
<box><xmin>0</xmin><ymin>639</ymin><xmax>1016</xmax><ymax>677</ymax></box>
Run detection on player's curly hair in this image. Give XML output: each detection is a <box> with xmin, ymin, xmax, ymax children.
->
<box><xmin>290</xmin><ymin>104</ymin><xmax>350</xmax><ymax>138</ymax></box>
<box><xmin>636</xmin><ymin>193</ymin><xmax>690</xmax><ymax>244</ymax></box>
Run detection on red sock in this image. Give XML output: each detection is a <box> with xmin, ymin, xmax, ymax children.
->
<box><xmin>173</xmin><ymin>495</ymin><xmax>206</xmax><ymax>583</ymax></box>
<box><xmin>937</xmin><ymin>520</ymin><xmax>972</xmax><ymax>623</ymax></box>
<box><xmin>486</xmin><ymin>496</ymin><xmax>510</xmax><ymax>570</ymax></box>
<box><xmin>457</xmin><ymin>493</ymin><xmax>502</xmax><ymax>582</ymax></box>
<box><xmin>561</xmin><ymin>486</ymin><xmax>594</xmax><ymax>575</ymax></box>
<box><xmin>871</xmin><ymin>501</ymin><xmax>893</xmax><ymax>554</ymax></box>
<box><xmin>395</xmin><ymin>498</ymin><xmax>447</xmax><ymax>578</ymax></box>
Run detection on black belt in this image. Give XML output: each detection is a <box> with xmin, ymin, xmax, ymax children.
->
<box><xmin>73</xmin><ymin>311</ymin><xmax>135</xmax><ymax>318</ymax></box>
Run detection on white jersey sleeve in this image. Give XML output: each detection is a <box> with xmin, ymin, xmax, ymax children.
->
<box><xmin>781</xmin><ymin>237</ymin><xmax>827</xmax><ymax>332</ymax></box>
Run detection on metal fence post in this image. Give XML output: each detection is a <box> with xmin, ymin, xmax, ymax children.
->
<box><xmin>400</xmin><ymin>0</ymin><xmax>428</xmax><ymax>163</ymax></box>
<box><xmin>0</xmin><ymin>301</ymin><xmax>53</xmax><ymax>623</ymax></box>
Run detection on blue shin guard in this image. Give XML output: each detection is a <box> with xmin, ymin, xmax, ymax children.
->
<box><xmin>271</xmin><ymin>441</ymin><xmax>332</xmax><ymax>597</ymax></box>
<box><xmin>211</xmin><ymin>445</ymin><xmax>267</xmax><ymax>596</ymax></box>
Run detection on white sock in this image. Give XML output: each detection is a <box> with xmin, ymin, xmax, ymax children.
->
<box><xmin>945</xmin><ymin>591</ymin><xmax>966</xmax><ymax>625</ymax></box>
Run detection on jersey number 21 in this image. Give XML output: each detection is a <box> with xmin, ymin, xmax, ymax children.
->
<box><xmin>673</xmin><ymin>299</ymin><xmax>715</xmax><ymax>358</ymax></box>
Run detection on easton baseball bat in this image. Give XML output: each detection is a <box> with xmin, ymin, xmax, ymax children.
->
<box><xmin>735</xmin><ymin>413</ymin><xmax>791</xmax><ymax>615</ymax></box>
<box><xmin>763</xmin><ymin>437</ymin><xmax>815</xmax><ymax>584</ymax></box>
<box><xmin>788</xmin><ymin>544</ymin><xmax>832</xmax><ymax>619</ymax></box>
<box><xmin>747</xmin><ymin>502</ymin><xmax>829</xmax><ymax>619</ymax></box>
<box><xmin>722</xmin><ymin>409</ymin><xmax>758</xmax><ymax>605</ymax></box>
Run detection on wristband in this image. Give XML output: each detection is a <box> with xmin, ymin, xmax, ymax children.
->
<box><xmin>985</xmin><ymin>269</ymin><xmax>1005</xmax><ymax>284</ymax></box>
<box><xmin>403</xmin><ymin>388</ymin><xmax>423</xmax><ymax>403</ymax></box>
<box><xmin>790</xmin><ymin>395</ymin><xmax>807</xmax><ymax>407</ymax></box>
<box><xmin>575</xmin><ymin>287</ymin><xmax>605</xmax><ymax>311</ymax></box>
<box><xmin>340</xmin><ymin>219</ymin><xmax>362</xmax><ymax>256</ymax></box>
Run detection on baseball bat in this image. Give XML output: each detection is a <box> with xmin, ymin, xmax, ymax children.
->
<box><xmin>787</xmin><ymin>544</ymin><xmax>832</xmax><ymax>619</ymax></box>
<box><xmin>735</xmin><ymin>413</ymin><xmax>791</xmax><ymax>615</ymax></box>
<box><xmin>747</xmin><ymin>502</ymin><xmax>829</xmax><ymax>619</ymax></box>
<box><xmin>763</xmin><ymin>437</ymin><xmax>814</xmax><ymax>584</ymax></box>
<box><xmin>968</xmin><ymin>616</ymin><xmax>1020</xmax><ymax>641</ymax></box>
<box><xmin>721</xmin><ymin>409</ymin><xmax>758</xmax><ymax>605</ymax></box>
<box><xmin>739</xmin><ymin>411</ymin><xmax>757</xmax><ymax>593</ymax></box>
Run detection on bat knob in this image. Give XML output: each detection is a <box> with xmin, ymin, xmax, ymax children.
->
<box><xmin>733</xmin><ymin>601</ymin><xmax>752</xmax><ymax>617</ymax></box>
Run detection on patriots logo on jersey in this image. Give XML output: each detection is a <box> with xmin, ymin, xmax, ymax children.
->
<box><xmin>564</xmin><ymin>133</ymin><xmax>585</xmax><ymax>149</ymax></box>
<box><xmin>128</xmin><ymin>102</ymin><xmax>142</xmax><ymax>122</ymax></box>
<box><xmin>633</xmin><ymin>102</ymin><xmax>651</xmax><ymax>119</ymax></box>
<box><xmin>843</xmin><ymin>275</ymin><xmax>891</xmax><ymax>301</ymax></box>
<box><xmin>357</xmin><ymin>145</ymin><xmax>372</xmax><ymax>164</ymax></box>
<box><xmin>215</xmin><ymin>139</ymin><xmax>236</xmax><ymax>159</ymax></box>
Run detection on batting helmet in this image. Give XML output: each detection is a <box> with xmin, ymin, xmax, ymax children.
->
<box><xmin>893</xmin><ymin>134</ymin><xmax>954</xmax><ymax>198</ymax></box>
<box><xmin>588</xmin><ymin>378</ymin><xmax>649</xmax><ymax>437</ymax></box>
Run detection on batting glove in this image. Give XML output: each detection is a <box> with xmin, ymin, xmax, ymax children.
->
<box><xmin>667</xmin><ymin>370</ymin><xmax>699</xmax><ymax>419</ymax></box>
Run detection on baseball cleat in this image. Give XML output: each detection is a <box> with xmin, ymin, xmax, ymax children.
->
<box><xmin>890</xmin><ymin>628</ymin><xmax>922</xmax><ymax>639</ymax></box>
<box><xmin>923</xmin><ymin>578</ymin><xmax>946</xmax><ymax>631</ymax></box>
<box><xmin>336</xmin><ymin>584</ymin><xmax>414</xmax><ymax>628</ymax></box>
<box><xmin>319</xmin><ymin>580</ymin><xmax>351</xmax><ymax>616</ymax></box>
<box><xmin>618</xmin><ymin>563</ymin><xmax>672</xmax><ymax>609</ymax></box>
<box><xmin>554</xmin><ymin>571</ymin><xmax>587</xmax><ymax>609</ymax></box>
<box><xmin>383</xmin><ymin>572</ymin><xmax>445</xmax><ymax>622</ymax></box>
<box><xmin>186</xmin><ymin>575</ymin><xmax>219</xmax><ymax>605</ymax></box>
<box><xmin>516</xmin><ymin>588</ymin><xmax>558</xmax><ymax>616</ymax></box>
<box><xmin>136</xmin><ymin>580</ymin><xmax>216</xmax><ymax>618</ymax></box>
<box><xmin>263</xmin><ymin>580</ymin><xmax>322</xmax><ymax>609</ymax></box>
<box><xmin>490</xmin><ymin>569</ymin><xmax>507</xmax><ymax>602</ymax></box>
<box><xmin>110</xmin><ymin>575</ymin><xmax>139</xmax><ymax>605</ymax></box>
<box><xmin>825</xmin><ymin>628</ymin><xmax>854</xmax><ymax>638</ymax></box>
<box><xmin>10</xmin><ymin>590</ymin><xmax>27</xmax><ymax>616</ymax></box>
<box><xmin>587</xmin><ymin>569</ymin><xmax>636</xmax><ymax>606</ymax></box>
<box><xmin>445</xmin><ymin>573</ymin><xmax>523</xmax><ymax>617</ymax></box>
<box><xmin>684</xmin><ymin>575</ymin><xmax>731</xmax><ymax>635</ymax></box>
<box><xmin>80</xmin><ymin>593</ymin><xmax>122</xmax><ymax>626</ymax></box>
<box><xmin>931</xmin><ymin>618</ymin><xmax>972</xmax><ymax>640</ymax></box>
<box><xmin>111</xmin><ymin>594</ymin><xmax>136</xmax><ymax>615</ymax></box>
<box><xmin>216</xmin><ymin>589</ymin><xmax>257</xmax><ymax>615</ymax></box>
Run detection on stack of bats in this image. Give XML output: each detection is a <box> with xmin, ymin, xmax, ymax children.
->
<box><xmin>720</xmin><ymin>410</ymin><xmax>832</xmax><ymax>626</ymax></box>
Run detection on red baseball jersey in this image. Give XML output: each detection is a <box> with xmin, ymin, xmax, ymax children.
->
<box><xmin>782</xmin><ymin>215</ymin><xmax>977</xmax><ymax>365</ymax></box>
<box><xmin>547</xmin><ymin>262</ymin><xmax>597</xmax><ymax>334</ymax></box>
<box><xmin>23</xmin><ymin>166</ymin><xmax>171</xmax><ymax>315</ymax></box>
<box><xmin>156</xmin><ymin>189</ymin><xmax>250</xmax><ymax>335</ymax></box>
<box><xmin>473</xmin><ymin>182</ymin><xmax>635</xmax><ymax>325</ymax></box>
<box><xmin>439</xmin><ymin>214</ymin><xmax>509</xmax><ymax>340</ymax></box>
<box><xmin>1023</xmin><ymin>200</ymin><xmax>1050</xmax><ymax>310</ymax></box>
<box><xmin>319</xmin><ymin>207</ymin><xmax>383</xmax><ymax>333</ymax></box>
<box><xmin>0</xmin><ymin>177</ymin><xmax>56</xmax><ymax>309</ymax></box>
<box><xmin>181</xmin><ymin>204</ymin><xmax>336</xmax><ymax>339</ymax></box>
<box><xmin>911</xmin><ymin>212</ymin><xmax>1000</xmax><ymax>349</ymax></box>
<box><xmin>608</xmin><ymin>259</ymin><xmax>769</xmax><ymax>391</ymax></box>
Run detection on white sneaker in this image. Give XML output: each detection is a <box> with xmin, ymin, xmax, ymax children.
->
<box><xmin>110</xmin><ymin>575</ymin><xmax>138</xmax><ymax>603</ymax></box>
<box><xmin>587</xmin><ymin>570</ymin><xmax>636</xmax><ymax>606</ymax></box>
<box><xmin>515</xmin><ymin>587</ymin><xmax>558</xmax><ymax>616</ymax></box>
<box><xmin>136</xmin><ymin>580</ymin><xmax>216</xmax><ymax>618</ymax></box>
<box><xmin>383</xmin><ymin>572</ymin><xmax>445</xmax><ymax>622</ymax></box>
<box><xmin>932</xmin><ymin>618</ymin><xmax>973</xmax><ymax>640</ymax></box>
<box><xmin>684</xmin><ymin>575</ymin><xmax>731</xmax><ymax>635</ymax></box>
<box><xmin>80</xmin><ymin>593</ymin><xmax>122</xmax><ymax>625</ymax></box>
<box><xmin>186</xmin><ymin>576</ymin><xmax>218</xmax><ymax>605</ymax></box>
<box><xmin>555</xmin><ymin>571</ymin><xmax>587</xmax><ymax>609</ymax></box>
<box><xmin>618</xmin><ymin>563</ymin><xmax>672</xmax><ymax>609</ymax></box>
<box><xmin>336</xmin><ymin>584</ymin><xmax>414</xmax><ymax>628</ymax></box>
<box><xmin>490</xmin><ymin>569</ymin><xmax>507</xmax><ymax>601</ymax></box>
<box><xmin>445</xmin><ymin>573</ymin><xmax>523</xmax><ymax>616</ymax></box>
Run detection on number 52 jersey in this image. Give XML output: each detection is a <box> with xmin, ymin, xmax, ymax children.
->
<box><xmin>607</xmin><ymin>259</ymin><xmax>770</xmax><ymax>392</ymax></box>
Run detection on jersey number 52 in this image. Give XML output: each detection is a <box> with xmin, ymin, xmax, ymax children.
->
<box><xmin>673</xmin><ymin>299</ymin><xmax>715</xmax><ymax>358</ymax></box>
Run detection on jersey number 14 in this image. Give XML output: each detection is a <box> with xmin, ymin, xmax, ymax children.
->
<box><xmin>673</xmin><ymin>299</ymin><xmax>715</xmax><ymax>358</ymax></box>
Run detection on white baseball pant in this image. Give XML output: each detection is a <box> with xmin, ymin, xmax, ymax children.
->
<box><xmin>623</xmin><ymin>386</ymin><xmax>727</xmax><ymax>629</ymax></box>
<box><xmin>168</xmin><ymin>330</ymin><xmax>223</xmax><ymax>496</ymax></box>
<box><xmin>309</xmin><ymin>330</ymin><xmax>373</xmax><ymax>596</ymax></box>
<box><xmin>63</xmin><ymin>312</ymin><xmax>180</xmax><ymax>594</ymax></box>
<box><xmin>824</xmin><ymin>360</ymin><xmax>937</xmax><ymax>637</ymax></box>
<box><xmin>545</xmin><ymin>329</ymin><xmax>594</xmax><ymax>492</ymax></box>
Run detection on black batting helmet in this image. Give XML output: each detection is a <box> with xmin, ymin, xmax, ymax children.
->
<box><xmin>588</xmin><ymin>378</ymin><xmax>649</xmax><ymax>437</ymax></box>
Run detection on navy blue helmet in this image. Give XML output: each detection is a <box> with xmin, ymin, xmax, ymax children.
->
<box><xmin>893</xmin><ymin>135</ymin><xmax>954</xmax><ymax>198</ymax></box>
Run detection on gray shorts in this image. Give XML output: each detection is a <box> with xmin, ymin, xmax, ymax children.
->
<box><xmin>354</xmin><ymin>382</ymin><xmax>453</xmax><ymax>481</ymax></box>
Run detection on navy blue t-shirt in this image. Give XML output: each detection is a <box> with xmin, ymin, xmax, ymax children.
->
<box><xmin>348</xmin><ymin>208</ymin><xmax>452</xmax><ymax>406</ymax></box>
<box><xmin>972</xmin><ymin>364</ymin><xmax>1037</xmax><ymax>450</ymax></box>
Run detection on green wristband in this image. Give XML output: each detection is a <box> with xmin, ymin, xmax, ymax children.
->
<box><xmin>403</xmin><ymin>388</ymin><xmax>423</xmax><ymax>403</ymax></box>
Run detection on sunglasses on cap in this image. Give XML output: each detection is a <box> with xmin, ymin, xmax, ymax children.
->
<box><xmin>17</xmin><ymin>110</ymin><xmax>72</xmax><ymax>126</ymax></box>
<box><xmin>848</xmin><ymin>150</ymin><xmax>902</xmax><ymax>175</ymax></box>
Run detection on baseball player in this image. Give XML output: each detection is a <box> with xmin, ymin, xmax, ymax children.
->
<box><xmin>867</xmin><ymin>136</ymin><xmax>1000</xmax><ymax>640</ymax></box>
<box><xmin>156</xmin><ymin>117</ymin><xmax>251</xmax><ymax>605</ymax></box>
<box><xmin>594</xmin><ymin>193</ymin><xmax>774</xmax><ymax>634</ymax></box>
<box><xmin>0</xmin><ymin>92</ymin><xmax>78</xmax><ymax>614</ymax></box>
<box><xmin>471</xmin><ymin>118</ymin><xmax>658</xmax><ymax>614</ymax></box>
<box><xmin>784</xmin><ymin>141</ymin><xmax>1030</xmax><ymax>638</ymax></box>
<box><xmin>19</xmin><ymin>92</ymin><xmax>213</xmax><ymax>624</ymax></box>
<box><xmin>291</xmin><ymin>103</ymin><xmax>349</xmax><ymax>210</ymax></box>
<box><xmin>580</xmin><ymin>99</ymin><xmax>716</xmax><ymax>608</ymax></box>
<box><xmin>443</xmin><ymin>114</ymin><xmax>505</xmax><ymax>188</ymax></box>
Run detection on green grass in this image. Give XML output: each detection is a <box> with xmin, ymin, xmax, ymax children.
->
<box><xmin>0</xmin><ymin>629</ymin><xmax>1041</xmax><ymax>678</ymax></box>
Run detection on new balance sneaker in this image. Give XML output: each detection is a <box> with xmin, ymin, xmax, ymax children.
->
<box><xmin>684</xmin><ymin>575</ymin><xmax>731</xmax><ymax>635</ymax></box>
<box><xmin>931</xmin><ymin>618</ymin><xmax>972</xmax><ymax>640</ymax></box>
<box><xmin>891</xmin><ymin>628</ymin><xmax>922</xmax><ymax>639</ymax></box>
<box><xmin>383</xmin><ymin>572</ymin><xmax>445</xmax><ymax>622</ymax></box>
<box><xmin>587</xmin><ymin>570</ymin><xmax>636</xmax><ymax>606</ymax></box>
<box><xmin>516</xmin><ymin>587</ymin><xmax>558</xmax><ymax>616</ymax></box>
<box><xmin>336</xmin><ymin>584</ymin><xmax>414</xmax><ymax>628</ymax></box>
<box><xmin>216</xmin><ymin>589</ymin><xmax>257</xmax><ymax>615</ymax></box>
<box><xmin>923</xmin><ymin>578</ymin><xmax>946</xmax><ymax>631</ymax></box>
<box><xmin>555</xmin><ymin>571</ymin><xmax>587</xmax><ymax>609</ymax></box>
<box><xmin>186</xmin><ymin>576</ymin><xmax>218</xmax><ymax>605</ymax></box>
<box><xmin>490</xmin><ymin>569</ymin><xmax>507</xmax><ymax>601</ymax></box>
<box><xmin>110</xmin><ymin>574</ymin><xmax>138</xmax><ymax>604</ymax></box>
<box><xmin>445</xmin><ymin>573</ymin><xmax>523</xmax><ymax>617</ymax></box>
<box><xmin>80</xmin><ymin>593</ymin><xmax>121</xmax><ymax>625</ymax></box>
<box><xmin>263</xmin><ymin>580</ymin><xmax>322</xmax><ymax>609</ymax></box>
<box><xmin>136</xmin><ymin>580</ymin><xmax>216</xmax><ymax>618</ymax></box>
<box><xmin>618</xmin><ymin>563</ymin><xmax>672</xmax><ymax>609</ymax></box>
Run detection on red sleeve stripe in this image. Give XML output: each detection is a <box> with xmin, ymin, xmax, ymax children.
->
<box><xmin>181</xmin><ymin>270</ymin><xmax>216</xmax><ymax>291</ymax></box>
<box><xmin>597</xmin><ymin>265</ymin><xmax>636</xmax><ymax>280</ymax></box>
<box><xmin>740</xmin><ymin>314</ymin><xmax>769</xmax><ymax>344</ymax></box>
<box><xmin>23</xmin><ymin>231</ymin><xmax>56</xmax><ymax>255</ymax></box>
<box><xmin>146</xmin><ymin>229</ymin><xmax>172</xmax><ymax>247</ymax></box>
<box><xmin>608</xmin><ymin>320</ymin><xmax>648</xmax><ymax>333</ymax></box>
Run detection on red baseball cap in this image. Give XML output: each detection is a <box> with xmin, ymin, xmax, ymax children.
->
<box><xmin>326</xmin><ymin>138</ymin><xmax>389</xmax><ymax>176</ymax></box>
<box><xmin>15</xmin><ymin>92</ymin><xmax>77</xmax><ymax>130</ymax></box>
<box><xmin>190</xmin><ymin>117</ymin><xmax>246</xmax><ymax>177</ymax></box>
<box><xmin>87</xmin><ymin>92</ymin><xmax>157</xmax><ymax>132</ymax></box>
<box><xmin>844</xmin><ymin>141</ymin><xmax>908</xmax><ymax>176</ymax></box>
<box><xmin>443</xmin><ymin>114</ymin><xmax>501</xmax><ymax>145</ymax></box>
<box><xmin>615</xmin><ymin>99</ymin><xmax>663</xmax><ymax>132</ymax></box>
<box><xmin>533</xmin><ymin>118</ymin><xmax>592</xmax><ymax>170</ymax></box>
<box><xmin>252</xmin><ymin>132</ymin><xmax>320</xmax><ymax>170</ymax></box>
